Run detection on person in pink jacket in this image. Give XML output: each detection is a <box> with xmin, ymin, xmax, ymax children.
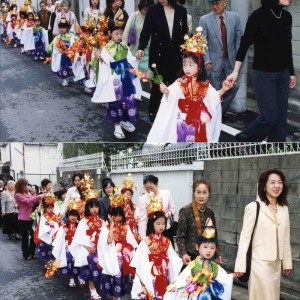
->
<box><xmin>138</xmin><ymin>174</ymin><xmax>176</xmax><ymax>245</ymax></box>
<box><xmin>15</xmin><ymin>178</ymin><xmax>47</xmax><ymax>260</ymax></box>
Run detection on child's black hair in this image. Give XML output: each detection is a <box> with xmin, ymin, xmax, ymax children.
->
<box><xmin>54</xmin><ymin>189</ymin><xmax>67</xmax><ymax>200</ymax></box>
<box><xmin>44</xmin><ymin>203</ymin><xmax>54</xmax><ymax>210</ymax></box>
<box><xmin>146</xmin><ymin>211</ymin><xmax>167</xmax><ymax>236</ymax></box>
<box><xmin>196</xmin><ymin>236</ymin><xmax>218</xmax><ymax>260</ymax></box>
<box><xmin>27</xmin><ymin>12</ymin><xmax>34</xmax><ymax>19</ymax></box>
<box><xmin>110</xmin><ymin>206</ymin><xmax>126</xmax><ymax>224</ymax></box>
<box><xmin>178</xmin><ymin>52</ymin><xmax>208</xmax><ymax>82</ymax></box>
<box><xmin>84</xmin><ymin>199</ymin><xmax>100</xmax><ymax>217</ymax></box>
<box><xmin>66</xmin><ymin>209</ymin><xmax>80</xmax><ymax>227</ymax></box>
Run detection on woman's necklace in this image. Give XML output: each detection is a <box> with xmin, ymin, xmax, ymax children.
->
<box><xmin>198</xmin><ymin>207</ymin><xmax>206</xmax><ymax>213</ymax></box>
<box><xmin>269</xmin><ymin>204</ymin><xmax>277</xmax><ymax>210</ymax></box>
<box><xmin>270</xmin><ymin>8</ymin><xmax>282</xmax><ymax>19</ymax></box>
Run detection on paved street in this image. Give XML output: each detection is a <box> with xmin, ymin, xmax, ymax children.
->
<box><xmin>1</xmin><ymin>43</ymin><xmax>299</xmax><ymax>142</ymax></box>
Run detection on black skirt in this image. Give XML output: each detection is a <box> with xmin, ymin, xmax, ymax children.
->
<box><xmin>2</xmin><ymin>212</ymin><xmax>19</xmax><ymax>234</ymax></box>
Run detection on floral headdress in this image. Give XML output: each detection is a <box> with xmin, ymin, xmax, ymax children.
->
<box><xmin>44</xmin><ymin>192</ymin><xmax>56</xmax><ymax>206</ymax></box>
<box><xmin>122</xmin><ymin>173</ymin><xmax>135</xmax><ymax>191</ymax></box>
<box><xmin>181</xmin><ymin>27</ymin><xmax>207</xmax><ymax>63</ymax></box>
<box><xmin>68</xmin><ymin>195</ymin><xmax>85</xmax><ymax>212</ymax></box>
<box><xmin>109</xmin><ymin>185</ymin><xmax>125</xmax><ymax>208</ymax></box>
<box><xmin>81</xmin><ymin>173</ymin><xmax>99</xmax><ymax>202</ymax></box>
<box><xmin>146</xmin><ymin>192</ymin><xmax>163</xmax><ymax>217</ymax></box>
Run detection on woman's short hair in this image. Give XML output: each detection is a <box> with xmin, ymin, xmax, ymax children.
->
<box><xmin>138</xmin><ymin>0</ymin><xmax>154</xmax><ymax>11</ymax></box>
<box><xmin>32</xmin><ymin>184</ymin><xmax>40</xmax><ymax>194</ymax></box>
<box><xmin>102</xmin><ymin>178</ymin><xmax>115</xmax><ymax>195</ymax></box>
<box><xmin>41</xmin><ymin>178</ymin><xmax>52</xmax><ymax>189</ymax></box>
<box><xmin>257</xmin><ymin>168</ymin><xmax>288</xmax><ymax>206</ymax></box>
<box><xmin>261</xmin><ymin>0</ymin><xmax>279</xmax><ymax>6</ymax></box>
<box><xmin>61</xmin><ymin>0</ymin><xmax>70</xmax><ymax>7</ymax></box>
<box><xmin>84</xmin><ymin>199</ymin><xmax>100</xmax><ymax>217</ymax></box>
<box><xmin>146</xmin><ymin>211</ymin><xmax>166</xmax><ymax>235</ymax></box>
<box><xmin>15</xmin><ymin>178</ymin><xmax>29</xmax><ymax>194</ymax></box>
<box><xmin>193</xmin><ymin>179</ymin><xmax>211</xmax><ymax>194</ymax></box>
<box><xmin>168</xmin><ymin>0</ymin><xmax>178</xmax><ymax>8</ymax></box>
<box><xmin>6</xmin><ymin>180</ymin><xmax>15</xmax><ymax>187</ymax></box>
<box><xmin>143</xmin><ymin>174</ymin><xmax>158</xmax><ymax>185</ymax></box>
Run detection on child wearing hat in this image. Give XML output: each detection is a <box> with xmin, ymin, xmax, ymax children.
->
<box><xmin>48</xmin><ymin>16</ymin><xmax>78</xmax><ymax>86</ymax></box>
<box><xmin>91</xmin><ymin>9</ymin><xmax>142</xmax><ymax>140</ymax></box>
<box><xmin>164</xmin><ymin>219</ymin><xmax>234</xmax><ymax>300</ymax></box>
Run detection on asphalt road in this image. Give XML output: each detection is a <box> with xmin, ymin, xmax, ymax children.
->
<box><xmin>1</xmin><ymin>43</ymin><xmax>298</xmax><ymax>142</ymax></box>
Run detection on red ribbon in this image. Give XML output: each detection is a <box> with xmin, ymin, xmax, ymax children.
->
<box><xmin>148</xmin><ymin>253</ymin><xmax>169</xmax><ymax>297</ymax></box>
<box><xmin>118</xmin><ymin>241</ymin><xmax>135</xmax><ymax>276</ymax></box>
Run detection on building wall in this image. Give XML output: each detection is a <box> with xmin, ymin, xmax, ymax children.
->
<box><xmin>193</xmin><ymin>153</ymin><xmax>300</xmax><ymax>290</ymax></box>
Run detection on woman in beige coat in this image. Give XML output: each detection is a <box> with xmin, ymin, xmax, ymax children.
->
<box><xmin>234</xmin><ymin>169</ymin><xmax>292</xmax><ymax>300</ymax></box>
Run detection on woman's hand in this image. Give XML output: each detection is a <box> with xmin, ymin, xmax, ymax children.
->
<box><xmin>2</xmin><ymin>211</ymin><xmax>5</xmax><ymax>216</ymax></box>
<box><xmin>40</xmin><ymin>193</ymin><xmax>48</xmax><ymax>199</ymax></box>
<box><xmin>226</xmin><ymin>71</ymin><xmax>239</xmax><ymax>85</ymax></box>
<box><xmin>85</xmin><ymin>246</ymin><xmax>96</xmax><ymax>254</ymax></box>
<box><xmin>182</xmin><ymin>254</ymin><xmax>191</xmax><ymax>265</ymax></box>
<box><xmin>160</xmin><ymin>82</ymin><xmax>169</xmax><ymax>96</ymax></box>
<box><xmin>136</xmin><ymin>50</ymin><xmax>144</xmax><ymax>60</ymax></box>
<box><xmin>234</xmin><ymin>272</ymin><xmax>244</xmax><ymax>278</ymax></box>
<box><xmin>283</xmin><ymin>269</ymin><xmax>292</xmax><ymax>276</ymax></box>
<box><xmin>289</xmin><ymin>76</ymin><xmax>296</xmax><ymax>89</ymax></box>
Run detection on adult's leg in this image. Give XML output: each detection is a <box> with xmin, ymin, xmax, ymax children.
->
<box><xmin>28</xmin><ymin>220</ymin><xmax>36</xmax><ymax>256</ymax></box>
<box><xmin>267</xmin><ymin>69</ymin><xmax>290</xmax><ymax>142</ymax></box>
<box><xmin>236</xmin><ymin>70</ymin><xmax>278</xmax><ymax>142</ymax></box>
<box><xmin>19</xmin><ymin>220</ymin><xmax>29</xmax><ymax>258</ymax></box>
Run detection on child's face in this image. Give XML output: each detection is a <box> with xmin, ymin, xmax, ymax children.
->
<box><xmin>59</xmin><ymin>27</ymin><xmax>67</xmax><ymax>34</ymax></box>
<box><xmin>35</xmin><ymin>20</ymin><xmax>40</xmax><ymax>26</ymax></box>
<box><xmin>46</xmin><ymin>206</ymin><xmax>54</xmax><ymax>214</ymax></box>
<box><xmin>68</xmin><ymin>214</ymin><xmax>78</xmax><ymax>223</ymax></box>
<box><xmin>183</xmin><ymin>57</ymin><xmax>199</xmax><ymax>77</ymax></box>
<box><xmin>61</xmin><ymin>192</ymin><xmax>67</xmax><ymax>201</ymax></box>
<box><xmin>91</xmin><ymin>0</ymin><xmax>99</xmax><ymax>6</ymax></box>
<box><xmin>198</xmin><ymin>242</ymin><xmax>216</xmax><ymax>259</ymax></box>
<box><xmin>153</xmin><ymin>216</ymin><xmax>166</xmax><ymax>234</ymax></box>
<box><xmin>123</xmin><ymin>190</ymin><xmax>133</xmax><ymax>201</ymax></box>
<box><xmin>62</xmin><ymin>4</ymin><xmax>69</xmax><ymax>12</ymax></box>
<box><xmin>112</xmin><ymin>214</ymin><xmax>123</xmax><ymax>224</ymax></box>
<box><xmin>28</xmin><ymin>14</ymin><xmax>33</xmax><ymax>20</ymax></box>
<box><xmin>89</xmin><ymin>205</ymin><xmax>99</xmax><ymax>216</ymax></box>
<box><xmin>109</xmin><ymin>29</ymin><xmax>123</xmax><ymax>43</ymax></box>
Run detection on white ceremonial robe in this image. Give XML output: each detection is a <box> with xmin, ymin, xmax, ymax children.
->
<box><xmin>22</xmin><ymin>27</ymin><xmax>49</xmax><ymax>52</ymax></box>
<box><xmin>164</xmin><ymin>264</ymin><xmax>233</xmax><ymax>300</ymax></box>
<box><xmin>50</xmin><ymin>34</ymin><xmax>76</xmax><ymax>73</ymax></box>
<box><xmin>53</xmin><ymin>202</ymin><xmax>66</xmax><ymax>218</ymax></box>
<box><xmin>130</xmin><ymin>240</ymin><xmax>183</xmax><ymax>299</ymax></box>
<box><xmin>52</xmin><ymin>226</ymin><xmax>68</xmax><ymax>267</ymax></box>
<box><xmin>38</xmin><ymin>215</ymin><xmax>59</xmax><ymax>245</ymax></box>
<box><xmin>147</xmin><ymin>81</ymin><xmax>222</xmax><ymax>143</ymax></box>
<box><xmin>91</xmin><ymin>46</ymin><xmax>142</xmax><ymax>103</ymax></box>
<box><xmin>72</xmin><ymin>53</ymin><xmax>87</xmax><ymax>82</ymax></box>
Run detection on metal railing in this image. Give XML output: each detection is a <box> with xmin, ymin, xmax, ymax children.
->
<box><xmin>110</xmin><ymin>143</ymin><xmax>300</xmax><ymax>171</ymax></box>
<box><xmin>59</xmin><ymin>152</ymin><xmax>105</xmax><ymax>172</ymax></box>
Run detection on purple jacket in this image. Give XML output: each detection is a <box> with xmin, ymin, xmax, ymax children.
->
<box><xmin>15</xmin><ymin>193</ymin><xmax>40</xmax><ymax>221</ymax></box>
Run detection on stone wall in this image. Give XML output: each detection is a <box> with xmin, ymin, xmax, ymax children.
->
<box><xmin>193</xmin><ymin>153</ymin><xmax>300</xmax><ymax>291</ymax></box>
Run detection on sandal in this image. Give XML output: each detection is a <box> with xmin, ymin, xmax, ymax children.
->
<box><xmin>69</xmin><ymin>279</ymin><xmax>76</xmax><ymax>288</ymax></box>
<box><xmin>114</xmin><ymin>126</ymin><xmax>125</xmax><ymax>139</ymax></box>
<box><xmin>90</xmin><ymin>289</ymin><xmax>102</xmax><ymax>300</ymax></box>
<box><xmin>78</xmin><ymin>278</ymin><xmax>85</xmax><ymax>287</ymax></box>
<box><xmin>120</xmin><ymin>121</ymin><xmax>135</xmax><ymax>132</ymax></box>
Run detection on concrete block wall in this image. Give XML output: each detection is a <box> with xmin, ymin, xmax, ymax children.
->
<box><xmin>193</xmin><ymin>154</ymin><xmax>300</xmax><ymax>291</ymax></box>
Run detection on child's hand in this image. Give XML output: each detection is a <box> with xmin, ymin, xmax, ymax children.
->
<box><xmin>77</xmin><ymin>56</ymin><xmax>81</xmax><ymax>61</ymax></box>
<box><xmin>160</xmin><ymin>83</ymin><xmax>169</xmax><ymax>96</ymax></box>
<box><xmin>222</xmin><ymin>79</ymin><xmax>233</xmax><ymax>92</ymax></box>
<box><xmin>234</xmin><ymin>272</ymin><xmax>244</xmax><ymax>278</ymax></box>
<box><xmin>182</xmin><ymin>254</ymin><xmax>191</xmax><ymax>265</ymax></box>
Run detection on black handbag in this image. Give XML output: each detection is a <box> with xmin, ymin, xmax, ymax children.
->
<box><xmin>165</xmin><ymin>213</ymin><xmax>178</xmax><ymax>237</ymax></box>
<box><xmin>238</xmin><ymin>201</ymin><xmax>260</xmax><ymax>283</ymax></box>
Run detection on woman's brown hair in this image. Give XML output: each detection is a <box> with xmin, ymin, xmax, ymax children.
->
<box><xmin>15</xmin><ymin>178</ymin><xmax>28</xmax><ymax>194</ymax></box>
<box><xmin>257</xmin><ymin>168</ymin><xmax>288</xmax><ymax>206</ymax></box>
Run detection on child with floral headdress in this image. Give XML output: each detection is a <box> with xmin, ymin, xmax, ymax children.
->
<box><xmin>164</xmin><ymin>219</ymin><xmax>234</xmax><ymax>300</ymax></box>
<box><xmin>52</xmin><ymin>208</ymin><xmax>82</xmax><ymax>287</ymax></box>
<box><xmin>91</xmin><ymin>9</ymin><xmax>142</xmax><ymax>140</ymax></box>
<box><xmin>100</xmin><ymin>184</ymin><xmax>138</xmax><ymax>299</ymax></box>
<box><xmin>147</xmin><ymin>27</ymin><xmax>234</xmax><ymax>143</ymax></box>
<box><xmin>121</xmin><ymin>173</ymin><xmax>140</xmax><ymax>243</ymax></box>
<box><xmin>17</xmin><ymin>8</ymin><xmax>27</xmax><ymax>53</ymax></box>
<box><xmin>69</xmin><ymin>174</ymin><xmax>117</xmax><ymax>300</ymax></box>
<box><xmin>1</xmin><ymin>3</ymin><xmax>9</xmax><ymax>42</ymax></box>
<box><xmin>130</xmin><ymin>193</ymin><xmax>182</xmax><ymax>299</ymax></box>
<box><xmin>48</xmin><ymin>16</ymin><xmax>78</xmax><ymax>86</ymax></box>
<box><xmin>6</xmin><ymin>8</ymin><xmax>19</xmax><ymax>47</ymax></box>
<box><xmin>36</xmin><ymin>193</ymin><xmax>60</xmax><ymax>261</ymax></box>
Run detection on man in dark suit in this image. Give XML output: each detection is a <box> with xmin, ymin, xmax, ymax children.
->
<box><xmin>137</xmin><ymin>0</ymin><xmax>188</xmax><ymax>122</ymax></box>
<box><xmin>37</xmin><ymin>0</ymin><xmax>51</xmax><ymax>30</ymax></box>
<box><xmin>200</xmin><ymin>0</ymin><xmax>242</xmax><ymax>116</ymax></box>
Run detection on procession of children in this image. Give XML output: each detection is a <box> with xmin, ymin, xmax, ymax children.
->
<box><xmin>24</xmin><ymin>171</ymin><xmax>234</xmax><ymax>300</ymax></box>
<box><xmin>1</xmin><ymin>0</ymin><xmax>234</xmax><ymax>142</ymax></box>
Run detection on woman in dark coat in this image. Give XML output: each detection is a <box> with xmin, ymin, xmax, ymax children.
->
<box><xmin>136</xmin><ymin>0</ymin><xmax>188</xmax><ymax>121</ymax></box>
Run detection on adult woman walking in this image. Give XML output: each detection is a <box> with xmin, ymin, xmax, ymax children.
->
<box><xmin>104</xmin><ymin>0</ymin><xmax>129</xmax><ymax>26</ymax></box>
<box><xmin>64</xmin><ymin>172</ymin><xmax>84</xmax><ymax>210</ymax></box>
<box><xmin>123</xmin><ymin>0</ymin><xmax>154</xmax><ymax>72</ymax></box>
<box><xmin>138</xmin><ymin>174</ymin><xmax>176</xmax><ymax>243</ymax></box>
<box><xmin>234</xmin><ymin>169</ymin><xmax>292</xmax><ymax>300</ymax></box>
<box><xmin>227</xmin><ymin>0</ymin><xmax>296</xmax><ymax>142</ymax></box>
<box><xmin>136</xmin><ymin>0</ymin><xmax>188</xmax><ymax>122</ymax></box>
<box><xmin>1</xmin><ymin>181</ymin><xmax>20</xmax><ymax>240</ymax></box>
<box><xmin>15</xmin><ymin>179</ymin><xmax>47</xmax><ymax>260</ymax></box>
<box><xmin>176</xmin><ymin>179</ymin><xmax>216</xmax><ymax>264</ymax></box>
<box><xmin>84</xmin><ymin>0</ymin><xmax>104</xmax><ymax>28</ymax></box>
